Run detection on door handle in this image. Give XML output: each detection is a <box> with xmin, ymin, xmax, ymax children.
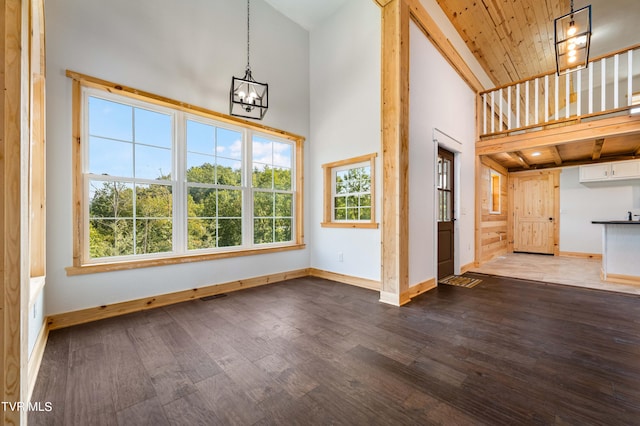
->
<box><xmin>548</xmin><ymin>217</ymin><xmax>553</xmax><ymax>221</ymax></box>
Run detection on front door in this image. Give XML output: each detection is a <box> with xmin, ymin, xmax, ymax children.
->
<box><xmin>437</xmin><ymin>148</ymin><xmax>455</xmax><ymax>279</ymax></box>
<box><xmin>512</xmin><ymin>171</ymin><xmax>556</xmax><ymax>254</ymax></box>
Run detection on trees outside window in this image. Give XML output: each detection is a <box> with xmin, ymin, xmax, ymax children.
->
<box><xmin>81</xmin><ymin>89</ymin><xmax>299</xmax><ymax>265</ymax></box>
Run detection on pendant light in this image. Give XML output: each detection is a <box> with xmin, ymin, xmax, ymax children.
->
<box><xmin>230</xmin><ymin>0</ymin><xmax>269</xmax><ymax>120</ymax></box>
<box><xmin>554</xmin><ymin>0</ymin><xmax>592</xmax><ymax>75</ymax></box>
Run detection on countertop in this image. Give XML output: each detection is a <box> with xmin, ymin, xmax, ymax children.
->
<box><xmin>591</xmin><ymin>220</ymin><xmax>640</xmax><ymax>225</ymax></box>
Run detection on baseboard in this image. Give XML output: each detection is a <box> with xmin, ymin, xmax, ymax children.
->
<box><xmin>559</xmin><ymin>251</ymin><xmax>602</xmax><ymax>260</ymax></box>
<box><xmin>460</xmin><ymin>262</ymin><xmax>475</xmax><ymax>274</ymax></box>
<box><xmin>307</xmin><ymin>268</ymin><xmax>381</xmax><ymax>291</ymax></box>
<box><xmin>402</xmin><ymin>278</ymin><xmax>436</xmax><ymax>300</ymax></box>
<box><xmin>28</xmin><ymin>320</ymin><xmax>49</xmax><ymax>400</ymax></box>
<box><xmin>604</xmin><ymin>273</ymin><xmax>640</xmax><ymax>286</ymax></box>
<box><xmin>47</xmin><ymin>268</ymin><xmax>310</xmax><ymax>330</ymax></box>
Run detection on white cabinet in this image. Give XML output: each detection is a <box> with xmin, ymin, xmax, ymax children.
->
<box><xmin>579</xmin><ymin>160</ymin><xmax>640</xmax><ymax>182</ymax></box>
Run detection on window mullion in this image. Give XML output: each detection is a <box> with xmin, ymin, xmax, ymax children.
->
<box><xmin>243</xmin><ymin>129</ymin><xmax>253</xmax><ymax>248</ymax></box>
<box><xmin>174</xmin><ymin>111</ymin><xmax>186</xmax><ymax>254</ymax></box>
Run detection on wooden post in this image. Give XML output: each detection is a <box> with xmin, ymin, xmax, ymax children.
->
<box><xmin>377</xmin><ymin>0</ymin><xmax>410</xmax><ymax>305</ymax></box>
<box><xmin>2</xmin><ymin>0</ymin><xmax>29</xmax><ymax>424</ymax></box>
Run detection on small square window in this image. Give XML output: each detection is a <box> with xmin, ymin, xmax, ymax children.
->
<box><xmin>321</xmin><ymin>153</ymin><xmax>378</xmax><ymax>229</ymax></box>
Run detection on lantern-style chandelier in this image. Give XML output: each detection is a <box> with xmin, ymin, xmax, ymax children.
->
<box><xmin>554</xmin><ymin>0</ymin><xmax>592</xmax><ymax>75</ymax></box>
<box><xmin>230</xmin><ymin>0</ymin><xmax>268</xmax><ymax>120</ymax></box>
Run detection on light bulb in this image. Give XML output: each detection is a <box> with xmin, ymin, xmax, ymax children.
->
<box><xmin>237</xmin><ymin>90</ymin><xmax>246</xmax><ymax>100</ymax></box>
<box><xmin>568</xmin><ymin>56</ymin><xmax>577</xmax><ymax>63</ymax></box>
<box><xmin>568</xmin><ymin>43</ymin><xmax>576</xmax><ymax>50</ymax></box>
<box><xmin>567</xmin><ymin>22</ymin><xmax>577</xmax><ymax>36</ymax></box>
<box><xmin>568</xmin><ymin>50</ymin><xmax>577</xmax><ymax>57</ymax></box>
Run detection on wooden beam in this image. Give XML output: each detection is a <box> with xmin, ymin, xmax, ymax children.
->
<box><xmin>592</xmin><ymin>138</ymin><xmax>605</xmax><ymax>160</ymax></box>
<box><xmin>550</xmin><ymin>146</ymin><xmax>563</xmax><ymax>166</ymax></box>
<box><xmin>379</xmin><ymin>0</ymin><xmax>410</xmax><ymax>305</ymax></box>
<box><xmin>508</xmin><ymin>151</ymin><xmax>530</xmax><ymax>169</ymax></box>
<box><xmin>2</xmin><ymin>0</ymin><xmax>28</xmax><ymax>424</ymax></box>
<box><xmin>476</xmin><ymin>114</ymin><xmax>640</xmax><ymax>156</ymax></box>
<box><xmin>373</xmin><ymin>0</ymin><xmax>394</xmax><ymax>6</ymax></box>
<box><xmin>480</xmin><ymin>155</ymin><xmax>509</xmax><ymax>175</ymax></box>
<box><xmin>406</xmin><ymin>0</ymin><xmax>485</xmax><ymax>93</ymax></box>
<box><xmin>633</xmin><ymin>143</ymin><xmax>640</xmax><ymax>156</ymax></box>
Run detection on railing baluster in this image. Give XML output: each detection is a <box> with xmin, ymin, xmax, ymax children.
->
<box><xmin>589</xmin><ymin>64</ymin><xmax>593</xmax><ymax>114</ymax></box>
<box><xmin>525</xmin><ymin>81</ymin><xmax>530</xmax><ymax>126</ymax></box>
<box><xmin>483</xmin><ymin>93</ymin><xmax>487</xmax><ymax>134</ymax></box>
<box><xmin>614</xmin><ymin>54</ymin><xmax>619</xmax><ymax>108</ymax></box>
<box><xmin>491</xmin><ymin>90</ymin><xmax>495</xmax><ymax>133</ymax></box>
<box><xmin>565</xmin><ymin>72</ymin><xmax>570</xmax><ymax>119</ymax></box>
<box><xmin>554</xmin><ymin>74</ymin><xmax>559</xmax><ymax>120</ymax></box>
<box><xmin>601</xmin><ymin>57</ymin><xmax>606</xmax><ymax>112</ymax></box>
<box><xmin>477</xmin><ymin>45</ymin><xmax>638</xmax><ymax>137</ymax></box>
<box><xmin>499</xmin><ymin>88</ymin><xmax>503</xmax><ymax>131</ymax></box>
<box><xmin>534</xmin><ymin>78</ymin><xmax>539</xmax><ymax>124</ymax></box>
<box><xmin>516</xmin><ymin>83</ymin><xmax>521</xmax><ymax>128</ymax></box>
<box><xmin>577</xmin><ymin>69</ymin><xmax>581</xmax><ymax>116</ymax></box>
<box><xmin>628</xmin><ymin>50</ymin><xmax>633</xmax><ymax>106</ymax></box>
<box><xmin>507</xmin><ymin>86</ymin><xmax>511</xmax><ymax>129</ymax></box>
<box><xmin>544</xmin><ymin>75</ymin><xmax>549</xmax><ymax>123</ymax></box>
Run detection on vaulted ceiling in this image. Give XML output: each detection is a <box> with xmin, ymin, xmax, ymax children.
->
<box><xmin>268</xmin><ymin>0</ymin><xmax>640</xmax><ymax>171</ymax></box>
<box><xmin>436</xmin><ymin>0</ymin><xmax>640</xmax><ymax>87</ymax></box>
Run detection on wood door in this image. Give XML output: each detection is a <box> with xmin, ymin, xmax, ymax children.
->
<box><xmin>437</xmin><ymin>148</ymin><xmax>455</xmax><ymax>279</ymax></box>
<box><xmin>512</xmin><ymin>172</ymin><xmax>556</xmax><ymax>254</ymax></box>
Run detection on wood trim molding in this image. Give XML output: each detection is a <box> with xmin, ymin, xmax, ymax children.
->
<box><xmin>402</xmin><ymin>278</ymin><xmax>436</xmax><ymax>300</ymax></box>
<box><xmin>321</xmin><ymin>152</ymin><xmax>378</xmax><ymax>228</ymax></box>
<box><xmin>48</xmin><ymin>268</ymin><xmax>311</xmax><ymax>330</ymax></box>
<box><xmin>65</xmin><ymin>244</ymin><xmax>307</xmax><ymax>276</ymax></box>
<box><xmin>66</xmin><ymin>70</ymin><xmax>305</xmax><ymax>143</ymax></box>
<box><xmin>406</xmin><ymin>0</ymin><xmax>485</xmax><ymax>93</ymax></box>
<box><xmin>27</xmin><ymin>321</ymin><xmax>49</xmax><ymax>400</ymax></box>
<box><xmin>476</xmin><ymin>114</ymin><xmax>640</xmax><ymax>156</ymax></box>
<box><xmin>460</xmin><ymin>262</ymin><xmax>476</xmax><ymax>274</ymax></box>
<box><xmin>308</xmin><ymin>268</ymin><xmax>381</xmax><ymax>291</ymax></box>
<box><xmin>559</xmin><ymin>251</ymin><xmax>602</xmax><ymax>260</ymax></box>
<box><xmin>603</xmin><ymin>273</ymin><xmax>640</xmax><ymax>286</ymax></box>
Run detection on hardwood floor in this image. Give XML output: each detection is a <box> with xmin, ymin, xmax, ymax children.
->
<box><xmin>30</xmin><ymin>275</ymin><xmax>640</xmax><ymax>425</ymax></box>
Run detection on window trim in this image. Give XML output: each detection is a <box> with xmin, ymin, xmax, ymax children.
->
<box><xmin>67</xmin><ymin>70</ymin><xmax>305</xmax><ymax>275</ymax></box>
<box><xmin>321</xmin><ymin>153</ymin><xmax>378</xmax><ymax>229</ymax></box>
<box><xmin>489</xmin><ymin>169</ymin><xmax>501</xmax><ymax>214</ymax></box>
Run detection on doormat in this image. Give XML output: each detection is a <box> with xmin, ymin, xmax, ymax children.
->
<box><xmin>439</xmin><ymin>275</ymin><xmax>482</xmax><ymax>288</ymax></box>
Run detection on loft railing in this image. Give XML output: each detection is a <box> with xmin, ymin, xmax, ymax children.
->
<box><xmin>479</xmin><ymin>44</ymin><xmax>640</xmax><ymax>138</ymax></box>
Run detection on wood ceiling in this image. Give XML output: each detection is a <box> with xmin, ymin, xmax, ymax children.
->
<box><xmin>435</xmin><ymin>0</ymin><xmax>640</xmax><ymax>171</ymax></box>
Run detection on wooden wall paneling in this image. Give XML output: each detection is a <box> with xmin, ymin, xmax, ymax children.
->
<box><xmin>378</xmin><ymin>0</ymin><xmax>410</xmax><ymax>305</ymax></box>
<box><xmin>2</xmin><ymin>0</ymin><xmax>29</xmax><ymax>424</ymax></box>
<box><xmin>476</xmin><ymin>158</ymin><xmax>509</xmax><ymax>264</ymax></box>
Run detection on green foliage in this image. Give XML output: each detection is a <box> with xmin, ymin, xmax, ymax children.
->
<box><xmin>89</xmin><ymin>164</ymin><xmax>293</xmax><ymax>258</ymax></box>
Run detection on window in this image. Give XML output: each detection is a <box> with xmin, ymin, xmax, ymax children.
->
<box><xmin>489</xmin><ymin>169</ymin><xmax>501</xmax><ymax>214</ymax></box>
<box><xmin>69</xmin><ymin>73</ymin><xmax>304</xmax><ymax>274</ymax></box>
<box><xmin>437</xmin><ymin>151</ymin><xmax>453</xmax><ymax>222</ymax></box>
<box><xmin>321</xmin><ymin>153</ymin><xmax>378</xmax><ymax>229</ymax></box>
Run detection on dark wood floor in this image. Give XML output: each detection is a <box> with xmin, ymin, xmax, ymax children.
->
<box><xmin>30</xmin><ymin>273</ymin><xmax>640</xmax><ymax>425</ymax></box>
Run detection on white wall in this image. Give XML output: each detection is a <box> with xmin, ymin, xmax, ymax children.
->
<box><xmin>560</xmin><ymin>166</ymin><xmax>640</xmax><ymax>254</ymax></box>
<box><xmin>408</xmin><ymin>21</ymin><xmax>476</xmax><ymax>286</ymax></box>
<box><xmin>308</xmin><ymin>0</ymin><xmax>382</xmax><ymax>281</ymax></box>
<box><xmin>45</xmin><ymin>0</ymin><xmax>310</xmax><ymax>314</ymax></box>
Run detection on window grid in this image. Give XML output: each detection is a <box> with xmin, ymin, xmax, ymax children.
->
<box><xmin>82</xmin><ymin>88</ymin><xmax>296</xmax><ymax>264</ymax></box>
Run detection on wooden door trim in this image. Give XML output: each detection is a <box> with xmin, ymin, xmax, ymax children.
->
<box><xmin>508</xmin><ymin>170</ymin><xmax>560</xmax><ymax>255</ymax></box>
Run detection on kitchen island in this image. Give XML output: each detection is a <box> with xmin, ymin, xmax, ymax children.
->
<box><xmin>591</xmin><ymin>221</ymin><xmax>640</xmax><ymax>285</ymax></box>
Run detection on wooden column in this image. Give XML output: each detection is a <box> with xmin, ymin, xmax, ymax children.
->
<box><xmin>2</xmin><ymin>0</ymin><xmax>28</xmax><ymax>424</ymax></box>
<box><xmin>377</xmin><ymin>0</ymin><xmax>410</xmax><ymax>306</ymax></box>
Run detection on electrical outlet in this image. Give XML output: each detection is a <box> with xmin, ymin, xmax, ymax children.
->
<box><xmin>338</xmin><ymin>252</ymin><xmax>343</xmax><ymax>262</ymax></box>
